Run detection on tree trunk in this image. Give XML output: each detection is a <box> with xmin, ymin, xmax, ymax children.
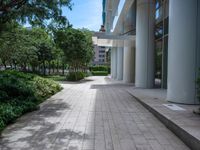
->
<box><xmin>43</xmin><ymin>61</ymin><xmax>46</xmax><ymax>75</ymax></box>
<box><xmin>14</xmin><ymin>64</ymin><xmax>17</xmax><ymax>70</ymax></box>
<box><xmin>48</xmin><ymin>61</ymin><xmax>51</xmax><ymax>75</ymax></box>
<box><xmin>62</xmin><ymin>63</ymin><xmax>65</xmax><ymax>75</ymax></box>
<box><xmin>10</xmin><ymin>63</ymin><xmax>13</xmax><ymax>69</ymax></box>
<box><xmin>52</xmin><ymin>62</ymin><xmax>55</xmax><ymax>73</ymax></box>
<box><xmin>39</xmin><ymin>65</ymin><xmax>42</xmax><ymax>74</ymax></box>
<box><xmin>3</xmin><ymin>63</ymin><xmax>6</xmax><ymax>69</ymax></box>
<box><xmin>27</xmin><ymin>65</ymin><xmax>30</xmax><ymax>71</ymax></box>
<box><xmin>32</xmin><ymin>65</ymin><xmax>36</xmax><ymax>73</ymax></box>
<box><xmin>57</xmin><ymin>60</ymin><xmax>59</xmax><ymax>74</ymax></box>
<box><xmin>23</xmin><ymin>63</ymin><xmax>27</xmax><ymax>71</ymax></box>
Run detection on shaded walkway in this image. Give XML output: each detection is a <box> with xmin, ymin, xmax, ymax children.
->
<box><xmin>0</xmin><ymin>76</ymin><xmax>189</xmax><ymax>150</ymax></box>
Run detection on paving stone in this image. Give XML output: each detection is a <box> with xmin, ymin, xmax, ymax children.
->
<box><xmin>120</xmin><ymin>139</ymin><xmax>136</xmax><ymax>150</ymax></box>
<box><xmin>82</xmin><ymin>139</ymin><xmax>94</xmax><ymax>150</ymax></box>
<box><xmin>143</xmin><ymin>132</ymin><xmax>156</xmax><ymax>140</ymax></box>
<box><xmin>135</xmin><ymin>144</ymin><xmax>153</xmax><ymax>150</ymax></box>
<box><xmin>148</xmin><ymin>140</ymin><xmax>164</xmax><ymax>150</ymax></box>
<box><xmin>132</xmin><ymin>134</ymin><xmax>148</xmax><ymax>145</ymax></box>
<box><xmin>0</xmin><ymin>76</ymin><xmax>189</xmax><ymax>150</ymax></box>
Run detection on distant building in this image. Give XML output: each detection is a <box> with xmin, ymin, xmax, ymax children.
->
<box><xmin>92</xmin><ymin>45</ymin><xmax>107</xmax><ymax>65</ymax></box>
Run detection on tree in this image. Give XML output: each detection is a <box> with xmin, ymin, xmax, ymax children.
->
<box><xmin>54</xmin><ymin>28</ymin><xmax>94</xmax><ymax>73</ymax></box>
<box><xmin>37</xmin><ymin>41</ymin><xmax>53</xmax><ymax>75</ymax></box>
<box><xmin>0</xmin><ymin>25</ymin><xmax>56</xmax><ymax>73</ymax></box>
<box><xmin>0</xmin><ymin>25</ymin><xmax>22</xmax><ymax>68</ymax></box>
<box><xmin>81</xmin><ymin>28</ymin><xmax>95</xmax><ymax>67</ymax></box>
<box><xmin>0</xmin><ymin>0</ymin><xmax>72</xmax><ymax>27</ymax></box>
<box><xmin>51</xmin><ymin>47</ymin><xmax>65</xmax><ymax>74</ymax></box>
<box><xmin>0</xmin><ymin>41</ymin><xmax>13</xmax><ymax>68</ymax></box>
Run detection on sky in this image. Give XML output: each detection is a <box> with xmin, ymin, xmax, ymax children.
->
<box><xmin>63</xmin><ymin>0</ymin><xmax>102</xmax><ymax>31</ymax></box>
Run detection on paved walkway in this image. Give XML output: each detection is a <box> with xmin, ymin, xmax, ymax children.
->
<box><xmin>0</xmin><ymin>76</ymin><xmax>189</xmax><ymax>150</ymax></box>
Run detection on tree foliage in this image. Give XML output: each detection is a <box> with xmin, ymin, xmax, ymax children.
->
<box><xmin>0</xmin><ymin>13</ymin><xmax>94</xmax><ymax>78</ymax></box>
<box><xmin>0</xmin><ymin>0</ymin><xmax>72</xmax><ymax>27</ymax></box>
<box><xmin>81</xmin><ymin>28</ymin><xmax>95</xmax><ymax>64</ymax></box>
<box><xmin>0</xmin><ymin>25</ymin><xmax>63</xmax><ymax>74</ymax></box>
<box><xmin>54</xmin><ymin>28</ymin><xmax>94</xmax><ymax>72</ymax></box>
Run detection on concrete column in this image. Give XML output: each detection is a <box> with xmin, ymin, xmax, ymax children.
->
<box><xmin>135</xmin><ymin>0</ymin><xmax>155</xmax><ymax>88</ymax></box>
<box><xmin>123</xmin><ymin>40</ymin><xmax>135</xmax><ymax>83</ymax></box>
<box><xmin>114</xmin><ymin>48</ymin><xmax>118</xmax><ymax>79</ymax></box>
<box><xmin>121</xmin><ymin>1</ymin><xmax>136</xmax><ymax>83</ymax></box>
<box><xmin>111</xmin><ymin>48</ymin><xmax>117</xmax><ymax>79</ymax></box>
<box><xmin>167</xmin><ymin>0</ymin><xmax>200</xmax><ymax>104</ymax></box>
<box><xmin>117</xmin><ymin>47</ymin><xmax>123</xmax><ymax>80</ymax></box>
<box><xmin>111</xmin><ymin>48</ymin><xmax>114</xmax><ymax>78</ymax></box>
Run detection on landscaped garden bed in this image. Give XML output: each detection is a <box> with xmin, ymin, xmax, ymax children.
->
<box><xmin>0</xmin><ymin>70</ymin><xmax>62</xmax><ymax>131</ymax></box>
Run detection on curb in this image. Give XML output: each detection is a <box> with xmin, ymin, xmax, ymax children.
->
<box><xmin>128</xmin><ymin>91</ymin><xmax>200</xmax><ymax>150</ymax></box>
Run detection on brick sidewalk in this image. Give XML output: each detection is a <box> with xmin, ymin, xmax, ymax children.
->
<box><xmin>0</xmin><ymin>76</ymin><xmax>189</xmax><ymax>150</ymax></box>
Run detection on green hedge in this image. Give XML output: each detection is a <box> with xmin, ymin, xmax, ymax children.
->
<box><xmin>91</xmin><ymin>71</ymin><xmax>108</xmax><ymax>76</ymax></box>
<box><xmin>89</xmin><ymin>66</ymin><xmax>109</xmax><ymax>72</ymax></box>
<box><xmin>0</xmin><ymin>70</ymin><xmax>62</xmax><ymax>131</ymax></box>
<box><xmin>66</xmin><ymin>72</ymin><xmax>85</xmax><ymax>81</ymax></box>
<box><xmin>44</xmin><ymin>75</ymin><xmax>66</xmax><ymax>81</ymax></box>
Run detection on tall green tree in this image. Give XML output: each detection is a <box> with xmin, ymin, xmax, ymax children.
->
<box><xmin>0</xmin><ymin>26</ymin><xmax>56</xmax><ymax>73</ymax></box>
<box><xmin>81</xmin><ymin>28</ymin><xmax>94</xmax><ymax>66</ymax></box>
<box><xmin>0</xmin><ymin>0</ymin><xmax>72</xmax><ymax>26</ymax></box>
<box><xmin>54</xmin><ymin>28</ymin><xmax>94</xmax><ymax>73</ymax></box>
<box><xmin>37</xmin><ymin>42</ymin><xmax>54</xmax><ymax>75</ymax></box>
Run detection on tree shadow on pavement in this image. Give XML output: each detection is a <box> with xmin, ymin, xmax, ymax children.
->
<box><xmin>0</xmin><ymin>98</ymin><xmax>88</xmax><ymax>150</ymax></box>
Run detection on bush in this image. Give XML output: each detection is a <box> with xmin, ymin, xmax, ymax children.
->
<box><xmin>89</xmin><ymin>66</ymin><xmax>110</xmax><ymax>75</ymax></box>
<box><xmin>0</xmin><ymin>70</ymin><xmax>62</xmax><ymax>131</ymax></box>
<box><xmin>107</xmin><ymin>66</ymin><xmax>111</xmax><ymax>74</ymax></box>
<box><xmin>91</xmin><ymin>71</ymin><xmax>108</xmax><ymax>76</ymax></box>
<box><xmin>66</xmin><ymin>72</ymin><xmax>85</xmax><ymax>81</ymax></box>
<box><xmin>32</xmin><ymin>76</ymin><xmax>62</xmax><ymax>100</ymax></box>
<box><xmin>89</xmin><ymin>66</ymin><xmax>109</xmax><ymax>72</ymax></box>
<box><xmin>44</xmin><ymin>75</ymin><xmax>66</xmax><ymax>81</ymax></box>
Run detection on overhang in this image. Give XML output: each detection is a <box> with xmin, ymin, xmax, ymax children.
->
<box><xmin>92</xmin><ymin>32</ymin><xmax>135</xmax><ymax>47</ymax></box>
<box><xmin>113</xmin><ymin>0</ymin><xmax>135</xmax><ymax>33</ymax></box>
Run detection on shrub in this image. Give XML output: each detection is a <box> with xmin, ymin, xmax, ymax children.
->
<box><xmin>91</xmin><ymin>71</ymin><xmax>108</xmax><ymax>76</ymax></box>
<box><xmin>0</xmin><ymin>73</ymin><xmax>35</xmax><ymax>103</ymax></box>
<box><xmin>66</xmin><ymin>72</ymin><xmax>85</xmax><ymax>81</ymax></box>
<box><xmin>107</xmin><ymin>66</ymin><xmax>111</xmax><ymax>74</ymax></box>
<box><xmin>89</xmin><ymin>66</ymin><xmax>109</xmax><ymax>72</ymax></box>
<box><xmin>0</xmin><ymin>118</ymin><xmax>5</xmax><ymax>131</ymax></box>
<box><xmin>0</xmin><ymin>70</ymin><xmax>62</xmax><ymax>131</ymax></box>
<box><xmin>32</xmin><ymin>76</ymin><xmax>62</xmax><ymax>100</ymax></box>
<box><xmin>44</xmin><ymin>75</ymin><xmax>66</xmax><ymax>81</ymax></box>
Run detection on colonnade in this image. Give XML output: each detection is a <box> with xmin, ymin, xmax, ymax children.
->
<box><xmin>110</xmin><ymin>0</ymin><xmax>200</xmax><ymax>104</ymax></box>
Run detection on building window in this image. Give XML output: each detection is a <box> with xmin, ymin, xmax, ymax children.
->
<box><xmin>99</xmin><ymin>55</ymin><xmax>105</xmax><ymax>57</ymax></box>
<box><xmin>99</xmin><ymin>50</ymin><xmax>105</xmax><ymax>53</ymax></box>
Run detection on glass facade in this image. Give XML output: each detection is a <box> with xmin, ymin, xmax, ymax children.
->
<box><xmin>102</xmin><ymin>0</ymin><xmax>106</xmax><ymax>25</ymax></box>
<box><xmin>155</xmin><ymin>0</ymin><xmax>169</xmax><ymax>88</ymax></box>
